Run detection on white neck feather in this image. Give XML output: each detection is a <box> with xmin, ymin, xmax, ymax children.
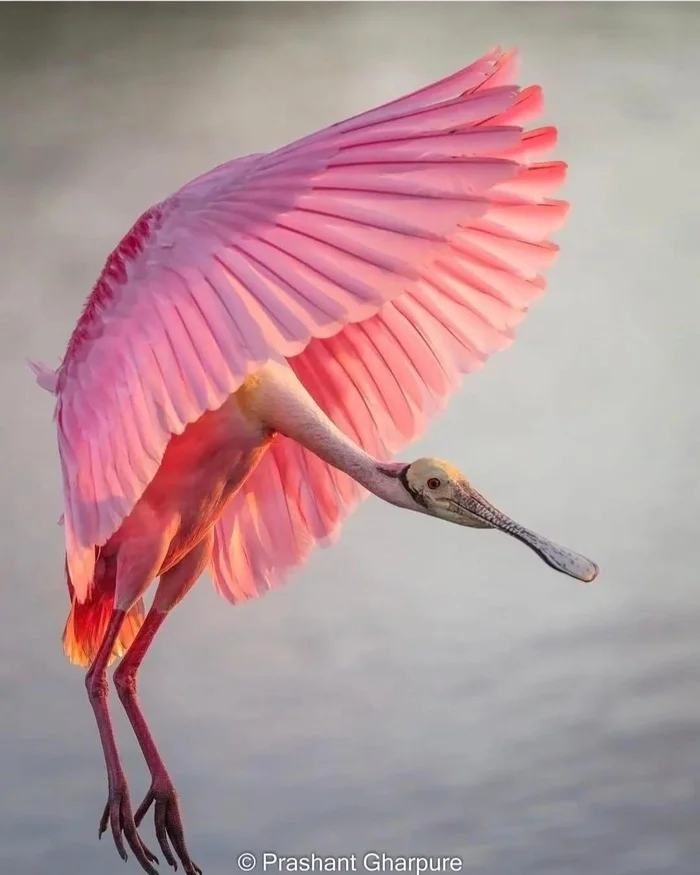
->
<box><xmin>245</xmin><ymin>361</ymin><xmax>413</xmax><ymax>508</ymax></box>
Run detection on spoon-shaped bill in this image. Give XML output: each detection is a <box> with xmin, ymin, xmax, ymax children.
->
<box><xmin>460</xmin><ymin>488</ymin><xmax>599</xmax><ymax>583</ymax></box>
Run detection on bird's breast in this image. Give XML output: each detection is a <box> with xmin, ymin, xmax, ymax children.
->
<box><xmin>113</xmin><ymin>389</ymin><xmax>274</xmax><ymax>573</ymax></box>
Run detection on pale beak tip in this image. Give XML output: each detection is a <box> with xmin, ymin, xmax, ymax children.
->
<box><xmin>578</xmin><ymin>559</ymin><xmax>599</xmax><ymax>583</ymax></box>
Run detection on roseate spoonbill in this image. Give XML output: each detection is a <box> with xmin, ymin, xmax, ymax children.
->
<box><xmin>31</xmin><ymin>48</ymin><xmax>598</xmax><ymax>875</ymax></box>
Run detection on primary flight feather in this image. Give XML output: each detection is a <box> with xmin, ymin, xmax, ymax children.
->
<box><xmin>31</xmin><ymin>48</ymin><xmax>597</xmax><ymax>875</ymax></box>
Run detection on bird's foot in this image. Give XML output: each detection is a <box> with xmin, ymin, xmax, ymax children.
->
<box><xmin>135</xmin><ymin>778</ymin><xmax>202</xmax><ymax>875</ymax></box>
<box><xmin>99</xmin><ymin>779</ymin><xmax>160</xmax><ymax>875</ymax></box>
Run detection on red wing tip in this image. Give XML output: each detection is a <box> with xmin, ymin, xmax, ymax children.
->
<box><xmin>525</xmin><ymin>125</ymin><xmax>558</xmax><ymax>142</ymax></box>
<box><xmin>479</xmin><ymin>47</ymin><xmax>521</xmax><ymax>87</ymax></box>
<box><xmin>516</xmin><ymin>85</ymin><xmax>543</xmax><ymax>110</ymax></box>
<box><xmin>547</xmin><ymin>197</ymin><xmax>571</xmax><ymax>212</ymax></box>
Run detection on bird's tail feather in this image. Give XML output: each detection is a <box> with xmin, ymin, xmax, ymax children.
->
<box><xmin>62</xmin><ymin>555</ymin><xmax>145</xmax><ymax>668</ymax></box>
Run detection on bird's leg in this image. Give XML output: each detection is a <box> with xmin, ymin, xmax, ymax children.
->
<box><xmin>114</xmin><ymin>534</ymin><xmax>213</xmax><ymax>875</ymax></box>
<box><xmin>114</xmin><ymin>608</ymin><xmax>196</xmax><ymax>874</ymax></box>
<box><xmin>85</xmin><ymin>609</ymin><xmax>159</xmax><ymax>875</ymax></box>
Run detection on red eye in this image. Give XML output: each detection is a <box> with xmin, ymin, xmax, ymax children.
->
<box><xmin>426</xmin><ymin>477</ymin><xmax>441</xmax><ymax>490</ymax></box>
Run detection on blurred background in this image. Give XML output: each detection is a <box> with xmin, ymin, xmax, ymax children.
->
<box><xmin>1</xmin><ymin>3</ymin><xmax>699</xmax><ymax>874</ymax></box>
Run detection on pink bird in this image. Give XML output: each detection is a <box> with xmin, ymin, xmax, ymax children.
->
<box><xmin>32</xmin><ymin>48</ymin><xmax>598</xmax><ymax>875</ymax></box>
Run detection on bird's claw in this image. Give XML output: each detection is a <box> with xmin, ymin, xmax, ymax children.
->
<box><xmin>99</xmin><ymin>782</ymin><xmax>160</xmax><ymax>875</ymax></box>
<box><xmin>135</xmin><ymin>781</ymin><xmax>202</xmax><ymax>875</ymax></box>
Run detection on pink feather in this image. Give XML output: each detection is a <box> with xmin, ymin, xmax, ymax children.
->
<box><xmin>32</xmin><ymin>48</ymin><xmax>569</xmax><ymax>603</ymax></box>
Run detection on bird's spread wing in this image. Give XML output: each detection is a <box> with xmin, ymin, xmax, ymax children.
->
<box><xmin>210</xmin><ymin>138</ymin><xmax>566</xmax><ymax>603</ymax></box>
<box><xmin>37</xmin><ymin>48</ymin><xmax>569</xmax><ymax>602</ymax></box>
<box><xmin>210</xmin><ymin>55</ymin><xmax>568</xmax><ymax>604</ymax></box>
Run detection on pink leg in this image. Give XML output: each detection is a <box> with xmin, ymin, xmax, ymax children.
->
<box><xmin>85</xmin><ymin>610</ymin><xmax>159</xmax><ymax>875</ymax></box>
<box><xmin>113</xmin><ymin>536</ymin><xmax>213</xmax><ymax>875</ymax></box>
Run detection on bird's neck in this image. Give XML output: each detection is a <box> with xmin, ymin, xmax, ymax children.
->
<box><xmin>244</xmin><ymin>361</ymin><xmax>411</xmax><ymax>507</ymax></box>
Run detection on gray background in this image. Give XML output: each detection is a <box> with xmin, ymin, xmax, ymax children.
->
<box><xmin>1</xmin><ymin>3</ymin><xmax>699</xmax><ymax>874</ymax></box>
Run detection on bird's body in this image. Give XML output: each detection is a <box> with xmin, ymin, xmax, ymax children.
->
<box><xmin>32</xmin><ymin>48</ymin><xmax>598</xmax><ymax>875</ymax></box>
<box><xmin>62</xmin><ymin>375</ymin><xmax>275</xmax><ymax>667</ymax></box>
<box><xmin>106</xmin><ymin>384</ymin><xmax>273</xmax><ymax>590</ymax></box>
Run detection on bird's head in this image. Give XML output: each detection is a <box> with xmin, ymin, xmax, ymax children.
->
<box><xmin>380</xmin><ymin>457</ymin><xmax>598</xmax><ymax>583</ymax></box>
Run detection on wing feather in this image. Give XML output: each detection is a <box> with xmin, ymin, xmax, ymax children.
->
<box><xmin>36</xmin><ymin>48</ymin><xmax>569</xmax><ymax>600</ymax></box>
<box><xmin>210</xmin><ymin>86</ymin><xmax>569</xmax><ymax>602</ymax></box>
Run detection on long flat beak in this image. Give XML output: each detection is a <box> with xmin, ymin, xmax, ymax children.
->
<box><xmin>455</xmin><ymin>485</ymin><xmax>599</xmax><ymax>583</ymax></box>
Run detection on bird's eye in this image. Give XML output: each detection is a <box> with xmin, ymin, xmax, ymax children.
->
<box><xmin>426</xmin><ymin>477</ymin><xmax>441</xmax><ymax>490</ymax></box>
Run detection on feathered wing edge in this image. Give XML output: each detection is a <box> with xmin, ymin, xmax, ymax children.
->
<box><xmin>30</xmin><ymin>49</ymin><xmax>568</xmax><ymax>604</ymax></box>
<box><xmin>210</xmin><ymin>103</ymin><xmax>569</xmax><ymax>602</ymax></box>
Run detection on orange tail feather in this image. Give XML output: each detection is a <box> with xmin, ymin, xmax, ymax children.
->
<box><xmin>61</xmin><ymin>554</ymin><xmax>145</xmax><ymax>668</ymax></box>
